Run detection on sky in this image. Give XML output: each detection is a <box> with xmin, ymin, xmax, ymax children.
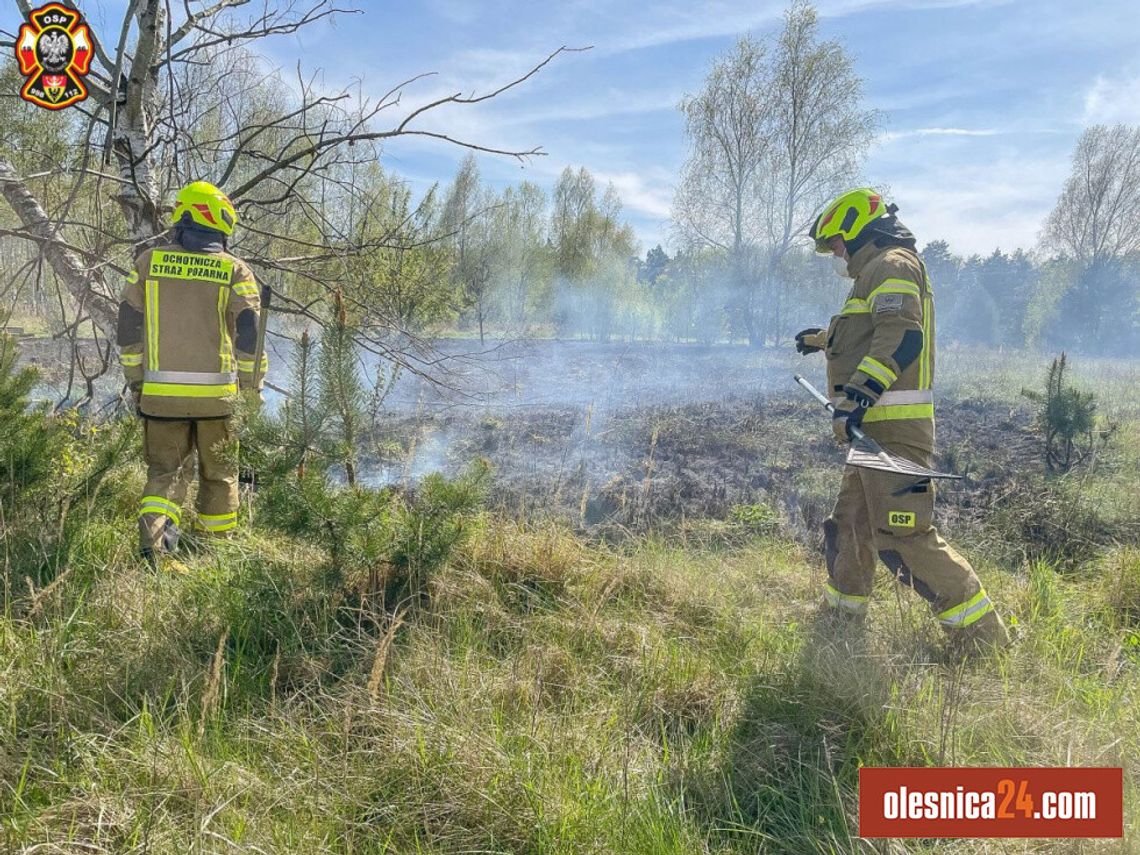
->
<box><xmin>71</xmin><ymin>0</ymin><xmax>1140</xmax><ymax>258</ymax></box>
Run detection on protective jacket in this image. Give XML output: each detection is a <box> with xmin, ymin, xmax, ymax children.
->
<box><xmin>117</xmin><ymin>243</ymin><xmax>267</xmax><ymax>419</ymax></box>
<box><xmin>825</xmin><ymin>242</ymin><xmax>935</xmax><ymax>451</ymax></box>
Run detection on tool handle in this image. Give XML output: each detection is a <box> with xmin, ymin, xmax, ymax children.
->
<box><xmin>251</xmin><ymin>284</ymin><xmax>271</xmax><ymax>392</ymax></box>
<box><xmin>793</xmin><ymin>374</ymin><xmax>868</xmax><ymax>442</ymax></box>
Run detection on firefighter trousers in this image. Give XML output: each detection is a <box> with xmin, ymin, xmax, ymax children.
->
<box><xmin>822</xmin><ymin>443</ymin><xmax>1008</xmax><ymax>646</ymax></box>
<box><xmin>138</xmin><ymin>416</ymin><xmax>238</xmax><ymax>551</ymax></box>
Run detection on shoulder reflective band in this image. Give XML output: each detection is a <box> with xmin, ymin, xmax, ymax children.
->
<box><xmin>841</xmin><ymin>297</ymin><xmax>871</xmax><ymax>315</ymax></box>
<box><xmin>119</xmin><ymin>352</ymin><xmax>143</xmax><ymax>367</ymax></box>
<box><xmin>937</xmin><ymin>590</ymin><xmax>993</xmax><ymax>627</ymax></box>
<box><xmin>126</xmin><ymin>270</ymin><xmax>139</xmax><ymax>284</ymax></box>
<box><xmin>149</xmin><ymin>251</ymin><xmax>234</xmax><ymax>284</ymax></box>
<box><xmin>858</xmin><ymin>356</ymin><xmax>898</xmax><ymax>387</ymax></box>
<box><xmin>868</xmin><ymin>278</ymin><xmax>920</xmax><ymax>307</ymax></box>
<box><xmin>138</xmin><ymin>495</ymin><xmax>181</xmax><ymax>525</ymax></box>
<box><xmin>232</xmin><ymin>280</ymin><xmax>258</xmax><ymax>298</ymax></box>
<box><xmin>825</xmin><ymin>582</ymin><xmax>869</xmax><ymax>613</ymax></box>
<box><xmin>145</xmin><ymin>279</ymin><xmax>159</xmax><ymax>370</ymax></box>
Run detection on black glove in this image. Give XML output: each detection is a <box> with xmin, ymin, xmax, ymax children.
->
<box><xmin>832</xmin><ymin>394</ymin><xmax>867</xmax><ymax>442</ymax></box>
<box><xmin>842</xmin><ymin>383</ymin><xmax>876</xmax><ymax>410</ymax></box>
<box><xmin>795</xmin><ymin>327</ymin><xmax>826</xmax><ymax>355</ymax></box>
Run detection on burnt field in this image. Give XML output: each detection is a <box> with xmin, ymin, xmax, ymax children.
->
<box><xmin>23</xmin><ymin>335</ymin><xmax>1134</xmax><ymax>558</ymax></box>
<box><xmin>354</xmin><ymin>339</ymin><xmax>1049</xmax><ymax>545</ymax></box>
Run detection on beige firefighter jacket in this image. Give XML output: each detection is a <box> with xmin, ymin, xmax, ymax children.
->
<box><xmin>117</xmin><ymin>244</ymin><xmax>267</xmax><ymax>419</ymax></box>
<box><xmin>825</xmin><ymin>242</ymin><xmax>935</xmax><ymax>451</ymax></box>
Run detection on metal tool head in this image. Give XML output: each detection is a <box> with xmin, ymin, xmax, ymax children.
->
<box><xmin>846</xmin><ymin>436</ymin><xmax>962</xmax><ymax>480</ymax></box>
<box><xmin>794</xmin><ymin>374</ymin><xmax>962</xmax><ymax>480</ymax></box>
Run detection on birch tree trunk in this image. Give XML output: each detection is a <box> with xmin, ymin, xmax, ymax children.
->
<box><xmin>0</xmin><ymin>157</ymin><xmax>117</xmax><ymax>329</ymax></box>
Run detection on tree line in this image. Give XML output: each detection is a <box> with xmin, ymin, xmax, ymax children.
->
<box><xmin>416</xmin><ymin>2</ymin><xmax>1140</xmax><ymax>355</ymax></box>
<box><xmin>0</xmin><ymin>0</ymin><xmax>1135</xmax><ymax>387</ymax></box>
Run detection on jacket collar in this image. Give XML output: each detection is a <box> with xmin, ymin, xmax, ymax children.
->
<box><xmin>845</xmin><ymin>241</ymin><xmax>883</xmax><ymax>280</ymax></box>
<box><xmin>173</xmin><ymin>224</ymin><xmax>227</xmax><ymax>254</ymax></box>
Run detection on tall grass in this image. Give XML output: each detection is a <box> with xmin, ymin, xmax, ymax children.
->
<box><xmin>3</xmin><ymin>513</ymin><xmax>1137</xmax><ymax>852</ymax></box>
<box><xmin>1</xmin><ymin>346</ymin><xmax>1137</xmax><ymax>853</ymax></box>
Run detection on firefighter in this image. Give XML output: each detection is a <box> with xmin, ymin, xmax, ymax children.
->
<box><xmin>116</xmin><ymin>181</ymin><xmax>266</xmax><ymax>566</ymax></box>
<box><xmin>796</xmin><ymin>188</ymin><xmax>1009</xmax><ymax>654</ymax></box>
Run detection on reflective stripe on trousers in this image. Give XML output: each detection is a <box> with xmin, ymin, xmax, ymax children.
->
<box><xmin>139</xmin><ymin>495</ymin><xmax>181</xmax><ymax>526</ymax></box>
<box><xmin>824</xmin><ymin>582</ymin><xmax>869</xmax><ymax>613</ymax></box>
<box><xmin>197</xmin><ymin>511</ymin><xmax>238</xmax><ymax>533</ymax></box>
<box><xmin>937</xmin><ymin>590</ymin><xmax>993</xmax><ymax>628</ymax></box>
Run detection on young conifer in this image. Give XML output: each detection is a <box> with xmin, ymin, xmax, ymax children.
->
<box><xmin>318</xmin><ymin>290</ymin><xmax>366</xmax><ymax>486</ymax></box>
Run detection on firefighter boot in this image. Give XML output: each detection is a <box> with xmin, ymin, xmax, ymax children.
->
<box><xmin>947</xmin><ymin>609</ymin><xmax>1011</xmax><ymax>659</ymax></box>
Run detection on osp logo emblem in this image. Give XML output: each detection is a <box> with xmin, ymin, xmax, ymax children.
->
<box><xmin>16</xmin><ymin>3</ymin><xmax>95</xmax><ymax>110</ymax></box>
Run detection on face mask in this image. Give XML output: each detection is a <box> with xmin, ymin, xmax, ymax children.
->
<box><xmin>831</xmin><ymin>254</ymin><xmax>851</xmax><ymax>278</ymax></box>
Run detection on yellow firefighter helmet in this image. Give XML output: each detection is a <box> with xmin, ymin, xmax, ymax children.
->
<box><xmin>171</xmin><ymin>181</ymin><xmax>237</xmax><ymax>236</ymax></box>
<box><xmin>809</xmin><ymin>188</ymin><xmax>889</xmax><ymax>254</ymax></box>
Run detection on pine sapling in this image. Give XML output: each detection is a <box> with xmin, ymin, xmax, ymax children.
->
<box><xmin>319</xmin><ymin>290</ymin><xmax>366</xmax><ymax>486</ymax></box>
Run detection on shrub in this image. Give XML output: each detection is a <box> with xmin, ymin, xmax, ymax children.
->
<box><xmin>1021</xmin><ymin>352</ymin><xmax>1113</xmax><ymax>473</ymax></box>
<box><xmin>0</xmin><ymin>336</ymin><xmax>136</xmax><ymax>597</ymax></box>
<box><xmin>256</xmin><ymin>459</ymin><xmax>489</xmax><ymax>608</ymax></box>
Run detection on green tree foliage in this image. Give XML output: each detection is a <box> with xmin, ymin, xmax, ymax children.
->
<box><xmin>283</xmin><ymin>328</ymin><xmax>325</xmax><ymax>479</ymax></box>
<box><xmin>239</xmin><ymin>320</ymin><xmax>488</xmax><ymax>606</ymax></box>
<box><xmin>638</xmin><ymin>245</ymin><xmax>670</xmax><ymax>287</ymax></box>
<box><xmin>443</xmin><ymin>156</ymin><xmax>499</xmax><ymax>343</ymax></box>
<box><xmin>674</xmin><ymin>2</ymin><xmax>877</xmax><ymax>346</ymax></box>
<box><xmin>493</xmin><ymin>182</ymin><xmax>552</xmax><ymax>329</ymax></box>
<box><xmin>319</xmin><ymin>290</ymin><xmax>367</xmax><ymax>486</ymax></box>
<box><xmin>0</xmin><ymin>338</ymin><xmax>66</xmax><ymax>512</ymax></box>
<box><xmin>551</xmin><ymin>168</ymin><xmax>637</xmax><ymax>340</ymax></box>
<box><xmin>340</xmin><ymin>165</ymin><xmax>460</xmax><ymax>335</ymax></box>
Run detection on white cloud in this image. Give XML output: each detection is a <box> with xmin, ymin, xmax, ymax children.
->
<box><xmin>875</xmin><ymin>150</ymin><xmax>1070</xmax><ymax>255</ymax></box>
<box><xmin>1082</xmin><ymin>72</ymin><xmax>1140</xmax><ymax>126</ymax></box>
<box><xmin>577</xmin><ymin>0</ymin><xmax>1012</xmax><ymax>55</ymax></box>
<box><xmin>879</xmin><ymin>127</ymin><xmax>1001</xmax><ymax>143</ymax></box>
<box><xmin>593</xmin><ymin>169</ymin><xmax>675</xmax><ymax>219</ymax></box>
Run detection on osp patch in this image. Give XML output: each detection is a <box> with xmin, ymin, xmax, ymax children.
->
<box><xmin>887</xmin><ymin>511</ymin><xmax>916</xmax><ymax>528</ymax></box>
<box><xmin>16</xmin><ymin>3</ymin><xmax>95</xmax><ymax>110</ymax></box>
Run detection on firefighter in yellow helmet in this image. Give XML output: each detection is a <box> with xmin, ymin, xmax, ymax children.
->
<box><xmin>116</xmin><ymin>181</ymin><xmax>267</xmax><ymax>566</ymax></box>
<box><xmin>796</xmin><ymin>188</ymin><xmax>1009</xmax><ymax>654</ymax></box>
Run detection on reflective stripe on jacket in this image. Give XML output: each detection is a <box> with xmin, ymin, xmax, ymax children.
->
<box><xmin>825</xmin><ymin>243</ymin><xmax>936</xmax><ymax>451</ymax></box>
<box><xmin>117</xmin><ymin>244</ymin><xmax>264</xmax><ymax>419</ymax></box>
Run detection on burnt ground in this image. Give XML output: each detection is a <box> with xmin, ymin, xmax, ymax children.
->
<box><xmin>360</xmin><ymin>381</ymin><xmax>1042</xmax><ymax>545</ymax></box>
<box><xmin>333</xmin><ymin>339</ymin><xmax>1051</xmax><ymax>544</ymax></box>
<box><xmin>23</xmin><ymin>335</ymin><xmax>1100</xmax><ymax>553</ymax></box>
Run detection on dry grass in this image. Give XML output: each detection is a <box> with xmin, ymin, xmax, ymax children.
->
<box><xmin>2</xmin><ymin>511</ymin><xmax>1137</xmax><ymax>853</ymax></box>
